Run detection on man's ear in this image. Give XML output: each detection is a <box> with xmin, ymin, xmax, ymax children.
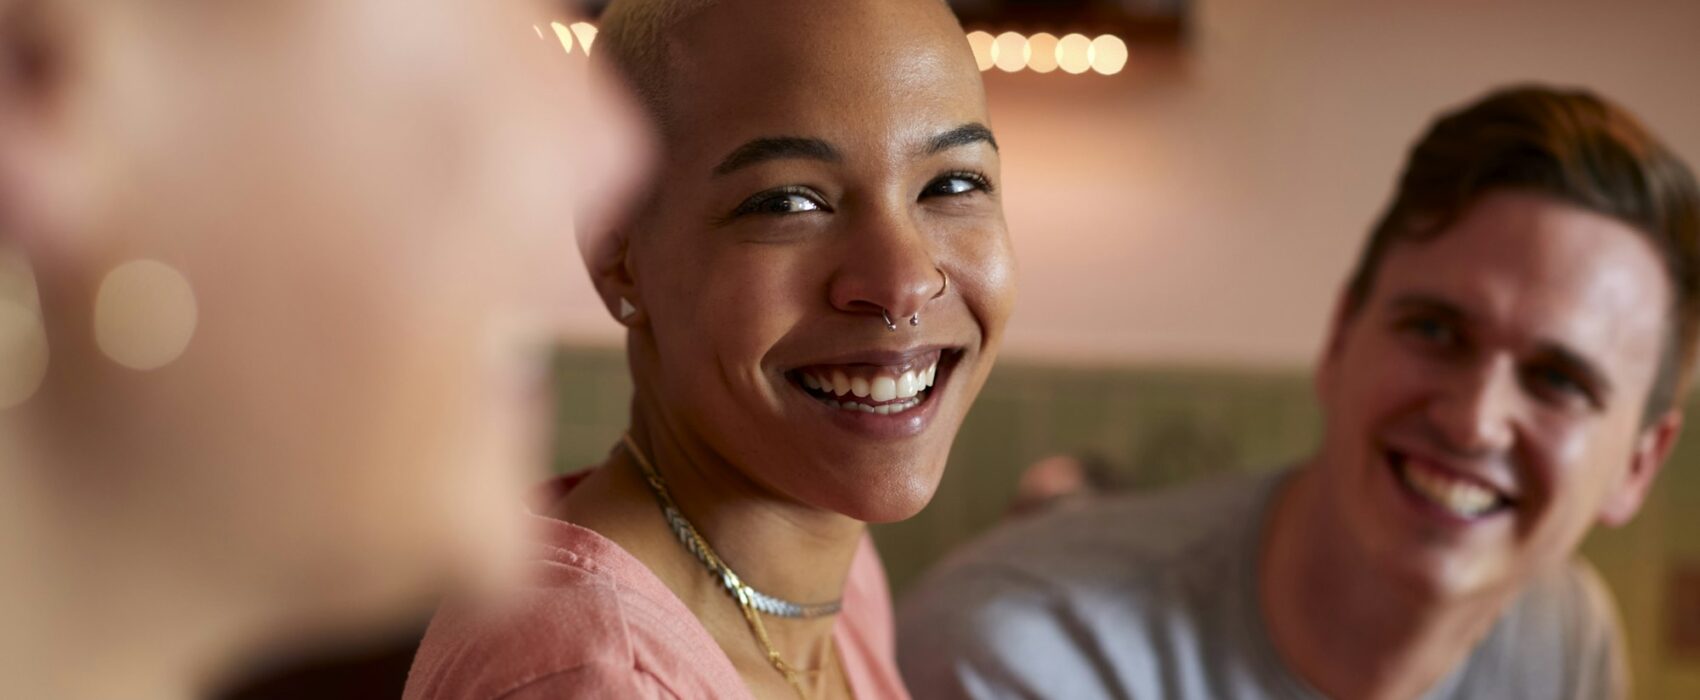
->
<box><xmin>1314</xmin><ymin>289</ymin><xmax>1356</xmax><ymax>402</ymax></box>
<box><xmin>1599</xmin><ymin>409</ymin><xmax>1682</xmax><ymax>527</ymax></box>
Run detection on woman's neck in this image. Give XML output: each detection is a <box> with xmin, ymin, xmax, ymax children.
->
<box><xmin>554</xmin><ymin>408</ymin><xmax>866</xmax><ymax>679</ymax></box>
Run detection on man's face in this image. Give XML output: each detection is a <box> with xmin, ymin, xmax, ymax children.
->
<box><xmin>1315</xmin><ymin>190</ymin><xmax>1675</xmax><ymax>600</ymax></box>
<box><xmin>618</xmin><ymin>0</ymin><xmax>1015</xmax><ymax>523</ymax></box>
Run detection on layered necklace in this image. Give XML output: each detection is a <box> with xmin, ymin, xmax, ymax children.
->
<box><xmin>621</xmin><ymin>433</ymin><xmax>844</xmax><ymax>699</ymax></box>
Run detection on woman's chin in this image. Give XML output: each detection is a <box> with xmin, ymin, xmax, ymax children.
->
<box><xmin>807</xmin><ymin>465</ymin><xmax>944</xmax><ymax>525</ymax></box>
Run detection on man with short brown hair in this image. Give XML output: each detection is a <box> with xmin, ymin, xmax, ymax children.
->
<box><xmin>898</xmin><ymin>85</ymin><xmax>1700</xmax><ymax>700</ymax></box>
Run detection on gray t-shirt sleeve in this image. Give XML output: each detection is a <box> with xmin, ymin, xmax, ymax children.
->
<box><xmin>1434</xmin><ymin>558</ymin><xmax>1632</xmax><ymax>700</ymax></box>
<box><xmin>1569</xmin><ymin>562</ymin><xmax>1630</xmax><ymax>700</ymax></box>
<box><xmin>897</xmin><ymin>565</ymin><xmax>1121</xmax><ymax>700</ymax></box>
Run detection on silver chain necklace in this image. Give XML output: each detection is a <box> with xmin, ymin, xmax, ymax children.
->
<box><xmin>622</xmin><ymin>434</ymin><xmax>843</xmax><ymax>619</ymax></box>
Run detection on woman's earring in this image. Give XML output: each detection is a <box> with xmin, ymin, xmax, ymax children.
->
<box><xmin>619</xmin><ymin>297</ymin><xmax>637</xmax><ymax>321</ymax></box>
<box><xmin>0</xmin><ymin>250</ymin><xmax>49</xmax><ymax>408</ymax></box>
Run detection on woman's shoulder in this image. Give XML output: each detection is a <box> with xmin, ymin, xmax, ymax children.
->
<box><xmin>403</xmin><ymin>516</ymin><xmax>748</xmax><ymax>700</ymax></box>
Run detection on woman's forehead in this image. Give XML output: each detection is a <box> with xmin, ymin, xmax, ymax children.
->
<box><xmin>663</xmin><ymin>0</ymin><xmax>984</xmax><ymax>130</ymax></box>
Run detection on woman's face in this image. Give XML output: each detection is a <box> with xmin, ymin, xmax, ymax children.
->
<box><xmin>6</xmin><ymin>0</ymin><xmax>645</xmax><ymax>635</ymax></box>
<box><xmin>621</xmin><ymin>0</ymin><xmax>1014</xmax><ymax>522</ymax></box>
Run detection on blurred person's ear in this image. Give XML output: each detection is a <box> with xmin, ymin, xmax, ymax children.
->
<box><xmin>0</xmin><ymin>0</ymin><xmax>70</xmax><ymax>409</ymax></box>
<box><xmin>0</xmin><ymin>0</ymin><xmax>83</xmax><ymax>255</ymax></box>
<box><xmin>1598</xmin><ymin>409</ymin><xmax>1681</xmax><ymax>527</ymax></box>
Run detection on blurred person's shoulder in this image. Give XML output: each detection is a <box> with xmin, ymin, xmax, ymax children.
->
<box><xmin>403</xmin><ymin>474</ymin><xmax>748</xmax><ymax>700</ymax></box>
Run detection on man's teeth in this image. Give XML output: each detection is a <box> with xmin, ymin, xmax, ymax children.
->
<box><xmin>1398</xmin><ymin>458</ymin><xmax>1501</xmax><ymax>518</ymax></box>
<box><xmin>799</xmin><ymin>361</ymin><xmax>940</xmax><ymax>409</ymax></box>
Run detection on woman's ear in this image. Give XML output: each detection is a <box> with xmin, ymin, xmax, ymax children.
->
<box><xmin>589</xmin><ymin>227</ymin><xmax>642</xmax><ymax>326</ymax></box>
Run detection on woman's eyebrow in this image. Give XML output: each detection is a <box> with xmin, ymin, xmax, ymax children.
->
<box><xmin>922</xmin><ymin>123</ymin><xmax>999</xmax><ymax>156</ymax></box>
<box><xmin>713</xmin><ymin>137</ymin><xmax>842</xmax><ymax>176</ymax></box>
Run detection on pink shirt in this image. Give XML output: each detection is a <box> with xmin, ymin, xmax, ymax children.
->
<box><xmin>404</xmin><ymin>473</ymin><xmax>911</xmax><ymax>699</ymax></box>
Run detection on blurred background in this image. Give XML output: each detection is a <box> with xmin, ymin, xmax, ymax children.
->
<box><xmin>223</xmin><ymin>0</ymin><xmax>1700</xmax><ymax>697</ymax></box>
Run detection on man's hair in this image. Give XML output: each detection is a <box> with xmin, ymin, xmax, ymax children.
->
<box><xmin>1343</xmin><ymin>85</ymin><xmax>1700</xmax><ymax>421</ymax></box>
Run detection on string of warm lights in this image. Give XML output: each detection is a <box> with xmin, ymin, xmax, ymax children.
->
<box><xmin>534</xmin><ymin>22</ymin><xmax>1127</xmax><ymax>76</ymax></box>
<box><xmin>536</xmin><ymin>21</ymin><xmax>599</xmax><ymax>55</ymax></box>
<box><xmin>969</xmin><ymin>31</ymin><xmax>1128</xmax><ymax>75</ymax></box>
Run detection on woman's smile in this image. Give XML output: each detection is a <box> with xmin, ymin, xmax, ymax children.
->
<box><xmin>782</xmin><ymin>346</ymin><xmax>967</xmax><ymax>438</ymax></box>
<box><xmin>788</xmin><ymin>344</ymin><xmax>965</xmax><ymax>421</ymax></box>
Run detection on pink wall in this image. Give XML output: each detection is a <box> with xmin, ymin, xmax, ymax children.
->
<box><xmin>557</xmin><ymin>0</ymin><xmax>1700</xmax><ymax>369</ymax></box>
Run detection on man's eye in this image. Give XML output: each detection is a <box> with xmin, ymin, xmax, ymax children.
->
<box><xmin>1525</xmin><ymin>364</ymin><xmax>1595</xmax><ymax>407</ymax></box>
<box><xmin>923</xmin><ymin>172</ymin><xmax>991</xmax><ymax>198</ymax></box>
<box><xmin>732</xmin><ymin>188</ymin><xmax>827</xmax><ymax>217</ymax></box>
<box><xmin>1400</xmin><ymin>316</ymin><xmax>1458</xmax><ymax>347</ymax></box>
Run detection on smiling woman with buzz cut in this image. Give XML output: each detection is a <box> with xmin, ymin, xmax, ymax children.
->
<box><xmin>403</xmin><ymin>0</ymin><xmax>1015</xmax><ymax>698</ymax></box>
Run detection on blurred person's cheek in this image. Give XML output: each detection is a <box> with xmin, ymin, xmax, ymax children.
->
<box><xmin>571</xmin><ymin>62</ymin><xmax>651</xmax><ymax>249</ymax></box>
<box><xmin>495</xmin><ymin>20</ymin><xmax>652</xmax><ymax>324</ymax></box>
<box><xmin>432</xmin><ymin>2</ymin><xmax>651</xmax><ymax>598</ymax></box>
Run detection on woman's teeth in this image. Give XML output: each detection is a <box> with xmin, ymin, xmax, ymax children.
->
<box><xmin>798</xmin><ymin>361</ymin><xmax>939</xmax><ymax>413</ymax></box>
<box><xmin>1396</xmin><ymin>457</ymin><xmax>1503</xmax><ymax>518</ymax></box>
<box><xmin>821</xmin><ymin>395</ymin><xmax>923</xmax><ymax>415</ymax></box>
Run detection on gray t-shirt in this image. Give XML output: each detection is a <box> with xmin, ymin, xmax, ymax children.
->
<box><xmin>896</xmin><ymin>471</ymin><xmax>1627</xmax><ymax>700</ymax></box>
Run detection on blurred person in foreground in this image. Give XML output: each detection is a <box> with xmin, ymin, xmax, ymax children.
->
<box><xmin>898</xmin><ymin>85</ymin><xmax>1699</xmax><ymax>700</ymax></box>
<box><xmin>403</xmin><ymin>0</ymin><xmax>1014</xmax><ymax>697</ymax></box>
<box><xmin>0</xmin><ymin>1</ymin><xmax>647</xmax><ymax>698</ymax></box>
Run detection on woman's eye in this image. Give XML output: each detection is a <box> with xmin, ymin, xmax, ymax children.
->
<box><xmin>758</xmin><ymin>193</ymin><xmax>821</xmax><ymax>214</ymax></box>
<box><xmin>923</xmin><ymin>173</ymin><xmax>991</xmax><ymax>198</ymax></box>
<box><xmin>732</xmin><ymin>188</ymin><xmax>827</xmax><ymax>218</ymax></box>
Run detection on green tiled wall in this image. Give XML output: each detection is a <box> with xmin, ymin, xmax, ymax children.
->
<box><xmin>550</xmin><ymin>346</ymin><xmax>1698</xmax><ymax>699</ymax></box>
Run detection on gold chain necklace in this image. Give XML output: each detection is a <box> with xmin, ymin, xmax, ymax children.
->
<box><xmin>621</xmin><ymin>433</ymin><xmax>835</xmax><ymax>699</ymax></box>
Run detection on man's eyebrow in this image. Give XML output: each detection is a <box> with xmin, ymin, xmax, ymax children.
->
<box><xmin>1388</xmin><ymin>293</ymin><xmax>1469</xmax><ymax>323</ymax></box>
<box><xmin>713</xmin><ymin>137</ymin><xmax>842</xmax><ymax>176</ymax></box>
<box><xmin>922</xmin><ymin>123</ymin><xmax>999</xmax><ymax>156</ymax></box>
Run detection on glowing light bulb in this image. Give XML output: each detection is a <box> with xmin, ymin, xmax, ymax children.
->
<box><xmin>94</xmin><ymin>260</ymin><xmax>198</xmax><ymax>371</ymax></box>
<box><xmin>1026</xmin><ymin>33</ymin><xmax>1060</xmax><ymax>73</ymax></box>
<box><xmin>966</xmin><ymin>31</ymin><xmax>996</xmax><ymax>72</ymax></box>
<box><xmin>1091</xmin><ymin>35</ymin><xmax>1129</xmax><ymax>75</ymax></box>
<box><xmin>1056</xmin><ymin>33</ymin><xmax>1092</xmax><ymax>75</ymax></box>
<box><xmin>550</xmin><ymin>21</ymin><xmax>575</xmax><ymax>55</ymax></box>
<box><xmin>992</xmin><ymin>32</ymin><xmax>1028</xmax><ymax>73</ymax></box>
<box><xmin>0</xmin><ymin>301</ymin><xmax>46</xmax><ymax>409</ymax></box>
<box><xmin>0</xmin><ymin>252</ymin><xmax>45</xmax><ymax>408</ymax></box>
<box><xmin>570</xmin><ymin>22</ymin><xmax>598</xmax><ymax>54</ymax></box>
